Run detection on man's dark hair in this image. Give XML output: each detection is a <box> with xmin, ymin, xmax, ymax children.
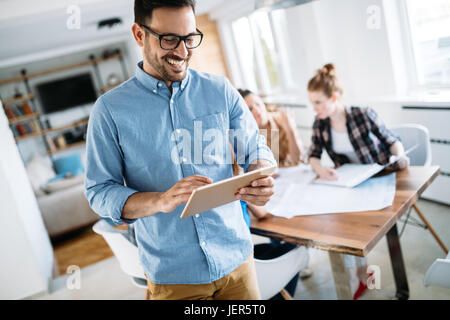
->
<box><xmin>134</xmin><ymin>0</ymin><xmax>196</xmax><ymax>25</ymax></box>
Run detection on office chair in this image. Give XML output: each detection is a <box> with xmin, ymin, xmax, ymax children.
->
<box><xmin>254</xmin><ymin>245</ymin><xmax>309</xmax><ymax>300</ymax></box>
<box><xmin>390</xmin><ymin>124</ymin><xmax>448</xmax><ymax>254</ymax></box>
<box><xmin>92</xmin><ymin>219</ymin><xmax>150</xmax><ymax>300</ymax></box>
<box><xmin>424</xmin><ymin>251</ymin><xmax>450</xmax><ymax>289</ymax></box>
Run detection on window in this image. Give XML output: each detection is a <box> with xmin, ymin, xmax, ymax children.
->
<box><xmin>404</xmin><ymin>0</ymin><xmax>450</xmax><ymax>88</ymax></box>
<box><xmin>231</xmin><ymin>9</ymin><xmax>294</xmax><ymax>95</ymax></box>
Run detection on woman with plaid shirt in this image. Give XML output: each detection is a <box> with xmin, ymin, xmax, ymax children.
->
<box><xmin>307</xmin><ymin>63</ymin><xmax>410</xmax><ymax>181</ymax></box>
<box><xmin>306</xmin><ymin>63</ymin><xmax>410</xmax><ymax>299</ymax></box>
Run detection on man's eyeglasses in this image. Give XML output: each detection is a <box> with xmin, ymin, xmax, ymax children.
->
<box><xmin>140</xmin><ymin>24</ymin><xmax>204</xmax><ymax>50</ymax></box>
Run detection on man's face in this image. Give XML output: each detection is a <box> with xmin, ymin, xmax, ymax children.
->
<box><xmin>141</xmin><ymin>6</ymin><xmax>196</xmax><ymax>84</ymax></box>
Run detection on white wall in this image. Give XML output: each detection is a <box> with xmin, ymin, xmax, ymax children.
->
<box><xmin>0</xmin><ymin>102</ymin><xmax>54</xmax><ymax>299</ymax></box>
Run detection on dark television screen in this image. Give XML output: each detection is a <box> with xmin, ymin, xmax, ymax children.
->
<box><xmin>36</xmin><ymin>73</ymin><xmax>97</xmax><ymax>114</ymax></box>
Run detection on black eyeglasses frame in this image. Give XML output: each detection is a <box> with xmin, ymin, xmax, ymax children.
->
<box><xmin>139</xmin><ymin>24</ymin><xmax>204</xmax><ymax>50</ymax></box>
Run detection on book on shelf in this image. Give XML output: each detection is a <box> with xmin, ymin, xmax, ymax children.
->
<box><xmin>21</xmin><ymin>102</ymin><xmax>33</xmax><ymax>114</ymax></box>
<box><xmin>4</xmin><ymin>107</ymin><xmax>15</xmax><ymax>120</ymax></box>
<box><xmin>29</xmin><ymin>120</ymin><xmax>41</xmax><ymax>132</ymax></box>
<box><xmin>12</xmin><ymin>107</ymin><xmax>24</xmax><ymax>117</ymax></box>
<box><xmin>16</xmin><ymin>123</ymin><xmax>26</xmax><ymax>136</ymax></box>
<box><xmin>24</xmin><ymin>123</ymin><xmax>32</xmax><ymax>134</ymax></box>
<box><xmin>11</xmin><ymin>126</ymin><xmax>20</xmax><ymax>137</ymax></box>
<box><xmin>46</xmin><ymin>136</ymin><xmax>57</xmax><ymax>151</ymax></box>
<box><xmin>56</xmin><ymin>135</ymin><xmax>67</xmax><ymax>149</ymax></box>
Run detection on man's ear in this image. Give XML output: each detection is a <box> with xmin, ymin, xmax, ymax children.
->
<box><xmin>132</xmin><ymin>23</ymin><xmax>145</xmax><ymax>47</ymax></box>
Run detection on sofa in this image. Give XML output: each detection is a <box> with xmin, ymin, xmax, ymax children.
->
<box><xmin>26</xmin><ymin>154</ymin><xmax>98</xmax><ymax>238</ymax></box>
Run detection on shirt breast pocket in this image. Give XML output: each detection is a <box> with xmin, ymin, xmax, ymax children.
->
<box><xmin>193</xmin><ymin>112</ymin><xmax>228</xmax><ymax>166</ymax></box>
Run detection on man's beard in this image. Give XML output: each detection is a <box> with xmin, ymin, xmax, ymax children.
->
<box><xmin>144</xmin><ymin>43</ymin><xmax>190</xmax><ymax>83</ymax></box>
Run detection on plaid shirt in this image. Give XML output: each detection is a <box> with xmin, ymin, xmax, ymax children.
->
<box><xmin>308</xmin><ymin>106</ymin><xmax>399</xmax><ymax>166</ymax></box>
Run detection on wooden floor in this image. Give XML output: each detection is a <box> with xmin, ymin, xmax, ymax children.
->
<box><xmin>52</xmin><ymin>224</ymin><xmax>114</xmax><ymax>277</ymax></box>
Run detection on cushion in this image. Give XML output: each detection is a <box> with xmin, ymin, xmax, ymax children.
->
<box><xmin>53</xmin><ymin>153</ymin><xmax>84</xmax><ymax>177</ymax></box>
<box><xmin>42</xmin><ymin>174</ymin><xmax>84</xmax><ymax>193</ymax></box>
<box><xmin>26</xmin><ymin>155</ymin><xmax>56</xmax><ymax>196</ymax></box>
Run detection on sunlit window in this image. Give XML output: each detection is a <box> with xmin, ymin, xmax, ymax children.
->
<box><xmin>405</xmin><ymin>0</ymin><xmax>450</xmax><ymax>88</ymax></box>
<box><xmin>231</xmin><ymin>17</ymin><xmax>260</xmax><ymax>91</ymax></box>
<box><xmin>231</xmin><ymin>9</ymin><xmax>292</xmax><ymax>94</ymax></box>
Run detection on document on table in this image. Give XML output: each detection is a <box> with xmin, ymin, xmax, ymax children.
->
<box><xmin>266</xmin><ymin>165</ymin><xmax>396</xmax><ymax>218</ymax></box>
<box><xmin>313</xmin><ymin>144</ymin><xmax>418</xmax><ymax>188</ymax></box>
<box><xmin>313</xmin><ymin>163</ymin><xmax>384</xmax><ymax>188</ymax></box>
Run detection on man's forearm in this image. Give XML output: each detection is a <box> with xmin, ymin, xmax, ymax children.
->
<box><xmin>121</xmin><ymin>191</ymin><xmax>163</xmax><ymax>220</ymax></box>
<box><xmin>248</xmin><ymin>159</ymin><xmax>275</xmax><ymax>172</ymax></box>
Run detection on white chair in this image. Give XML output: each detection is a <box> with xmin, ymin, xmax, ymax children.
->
<box><xmin>424</xmin><ymin>252</ymin><xmax>450</xmax><ymax>288</ymax></box>
<box><xmin>390</xmin><ymin>124</ymin><xmax>448</xmax><ymax>254</ymax></box>
<box><xmin>254</xmin><ymin>246</ymin><xmax>309</xmax><ymax>300</ymax></box>
<box><xmin>390</xmin><ymin>124</ymin><xmax>432</xmax><ymax>166</ymax></box>
<box><xmin>92</xmin><ymin>219</ymin><xmax>150</xmax><ymax>299</ymax></box>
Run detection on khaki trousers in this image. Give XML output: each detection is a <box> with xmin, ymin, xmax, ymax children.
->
<box><xmin>146</xmin><ymin>254</ymin><xmax>261</xmax><ymax>300</ymax></box>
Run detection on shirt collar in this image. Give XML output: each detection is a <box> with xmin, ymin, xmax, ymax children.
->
<box><xmin>135</xmin><ymin>60</ymin><xmax>190</xmax><ymax>93</ymax></box>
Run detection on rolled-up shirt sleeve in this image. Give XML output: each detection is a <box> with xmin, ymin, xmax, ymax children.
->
<box><xmin>364</xmin><ymin>106</ymin><xmax>399</xmax><ymax>148</ymax></box>
<box><xmin>225</xmin><ymin>79</ymin><xmax>276</xmax><ymax>172</ymax></box>
<box><xmin>85</xmin><ymin>98</ymin><xmax>138</xmax><ymax>225</ymax></box>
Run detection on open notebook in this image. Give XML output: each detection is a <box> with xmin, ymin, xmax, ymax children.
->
<box><xmin>313</xmin><ymin>144</ymin><xmax>418</xmax><ymax>188</ymax></box>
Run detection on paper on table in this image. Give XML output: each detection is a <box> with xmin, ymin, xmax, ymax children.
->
<box><xmin>313</xmin><ymin>144</ymin><xmax>419</xmax><ymax>188</ymax></box>
<box><xmin>266</xmin><ymin>165</ymin><xmax>396</xmax><ymax>218</ymax></box>
<box><xmin>313</xmin><ymin>163</ymin><xmax>384</xmax><ymax>188</ymax></box>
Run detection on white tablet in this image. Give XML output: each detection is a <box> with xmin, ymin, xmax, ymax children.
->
<box><xmin>180</xmin><ymin>165</ymin><xmax>277</xmax><ymax>219</ymax></box>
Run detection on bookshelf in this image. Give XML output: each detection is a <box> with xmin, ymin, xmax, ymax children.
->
<box><xmin>0</xmin><ymin>49</ymin><xmax>128</xmax><ymax>159</ymax></box>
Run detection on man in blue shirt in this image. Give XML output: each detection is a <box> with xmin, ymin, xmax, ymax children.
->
<box><xmin>85</xmin><ymin>0</ymin><xmax>276</xmax><ymax>300</ymax></box>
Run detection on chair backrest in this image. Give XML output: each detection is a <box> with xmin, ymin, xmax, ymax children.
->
<box><xmin>254</xmin><ymin>246</ymin><xmax>309</xmax><ymax>299</ymax></box>
<box><xmin>92</xmin><ymin>219</ymin><xmax>145</xmax><ymax>279</ymax></box>
<box><xmin>389</xmin><ymin>124</ymin><xmax>432</xmax><ymax>166</ymax></box>
<box><xmin>424</xmin><ymin>252</ymin><xmax>450</xmax><ymax>288</ymax></box>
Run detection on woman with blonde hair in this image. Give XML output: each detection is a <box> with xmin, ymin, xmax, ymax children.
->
<box><xmin>307</xmin><ymin>63</ymin><xmax>410</xmax><ymax>299</ymax></box>
<box><xmin>307</xmin><ymin>63</ymin><xmax>409</xmax><ymax>179</ymax></box>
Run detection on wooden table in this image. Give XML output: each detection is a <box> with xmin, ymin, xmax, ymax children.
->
<box><xmin>250</xmin><ymin>166</ymin><xmax>440</xmax><ymax>300</ymax></box>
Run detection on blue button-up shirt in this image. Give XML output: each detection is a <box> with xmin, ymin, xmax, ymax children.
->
<box><xmin>85</xmin><ymin>61</ymin><xmax>276</xmax><ymax>284</ymax></box>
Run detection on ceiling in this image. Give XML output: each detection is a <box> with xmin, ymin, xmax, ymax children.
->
<box><xmin>0</xmin><ymin>0</ymin><xmax>227</xmax><ymax>67</ymax></box>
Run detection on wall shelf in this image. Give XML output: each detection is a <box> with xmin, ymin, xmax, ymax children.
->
<box><xmin>1</xmin><ymin>48</ymin><xmax>128</xmax><ymax>162</ymax></box>
<box><xmin>99</xmin><ymin>82</ymin><xmax>122</xmax><ymax>93</ymax></box>
<box><xmin>14</xmin><ymin>130</ymin><xmax>44</xmax><ymax>142</ymax></box>
<box><xmin>2</xmin><ymin>93</ymin><xmax>35</xmax><ymax>106</ymax></box>
<box><xmin>8</xmin><ymin>112</ymin><xmax>41</xmax><ymax>124</ymax></box>
<box><xmin>47</xmin><ymin>141</ymin><xmax>86</xmax><ymax>155</ymax></box>
<box><xmin>13</xmin><ymin>118</ymin><xmax>89</xmax><ymax>142</ymax></box>
<box><xmin>43</xmin><ymin>118</ymin><xmax>89</xmax><ymax>135</ymax></box>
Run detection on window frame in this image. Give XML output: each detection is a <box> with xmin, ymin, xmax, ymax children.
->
<box><xmin>400</xmin><ymin>0</ymin><xmax>450</xmax><ymax>92</ymax></box>
<box><xmin>228</xmin><ymin>9</ymin><xmax>295</xmax><ymax>96</ymax></box>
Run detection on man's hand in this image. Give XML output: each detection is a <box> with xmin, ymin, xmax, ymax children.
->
<box><xmin>235</xmin><ymin>160</ymin><xmax>275</xmax><ymax>206</ymax></box>
<box><xmin>158</xmin><ymin>175</ymin><xmax>212</xmax><ymax>213</ymax></box>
